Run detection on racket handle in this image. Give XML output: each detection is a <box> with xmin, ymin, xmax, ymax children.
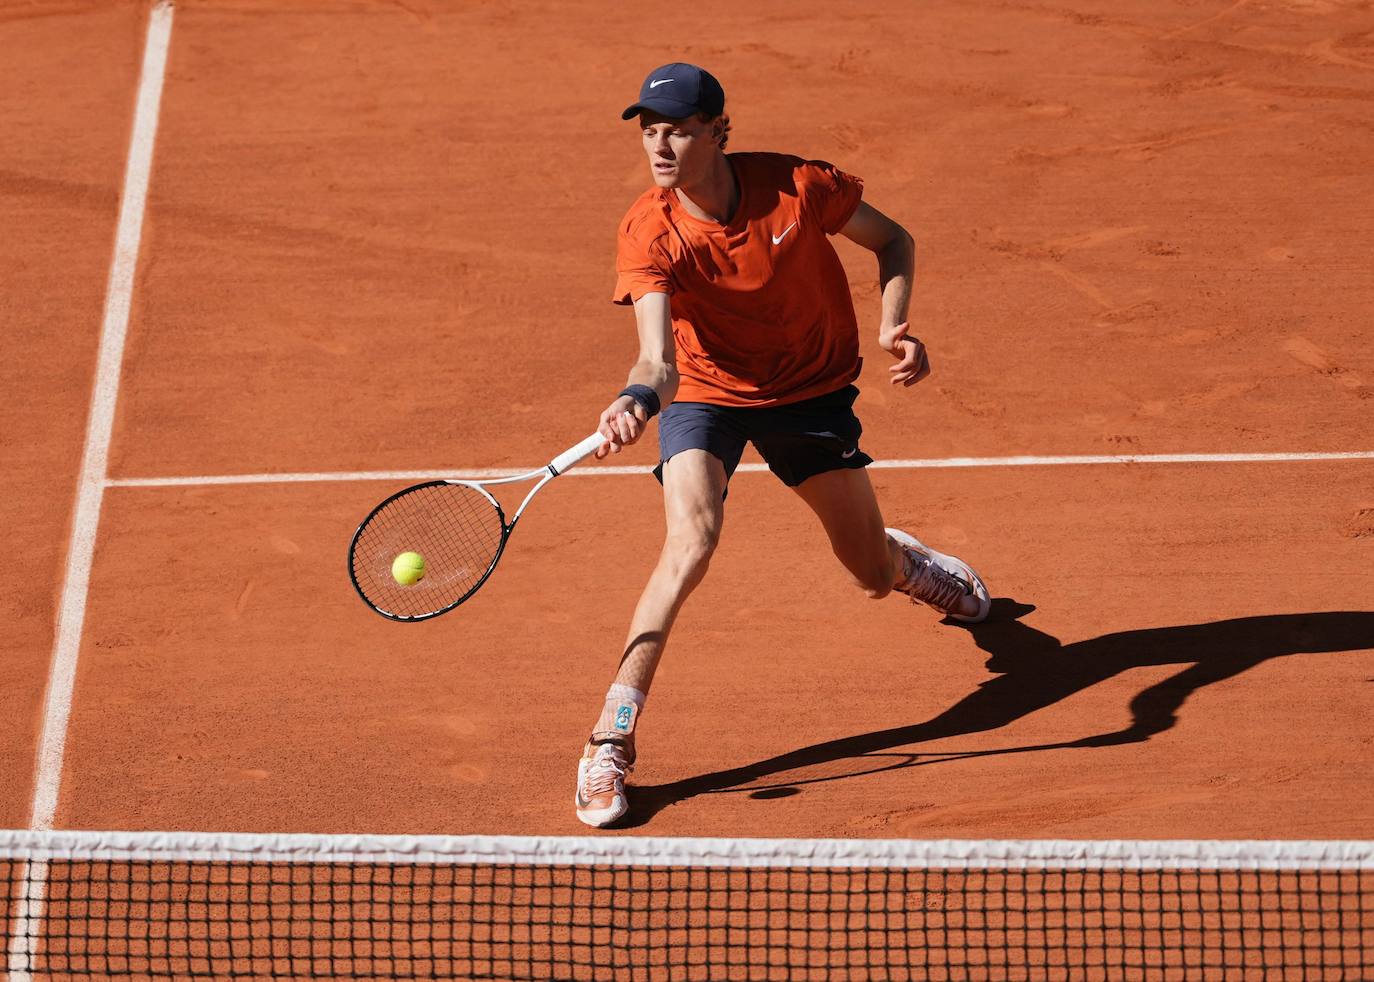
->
<box><xmin>548</xmin><ymin>432</ymin><xmax>609</xmax><ymax>476</ymax></box>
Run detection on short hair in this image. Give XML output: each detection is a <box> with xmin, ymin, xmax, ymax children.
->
<box><xmin>697</xmin><ymin>111</ymin><xmax>732</xmax><ymax>150</ymax></box>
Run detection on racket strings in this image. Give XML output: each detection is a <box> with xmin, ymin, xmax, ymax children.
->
<box><xmin>351</xmin><ymin>483</ymin><xmax>506</xmax><ymax>619</ymax></box>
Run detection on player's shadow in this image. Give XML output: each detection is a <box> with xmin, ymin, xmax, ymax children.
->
<box><xmin>620</xmin><ymin>602</ymin><xmax>1374</xmax><ymax>827</ymax></box>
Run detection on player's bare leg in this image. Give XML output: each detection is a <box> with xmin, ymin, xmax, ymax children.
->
<box><xmin>789</xmin><ymin>467</ymin><xmax>901</xmax><ymax>599</ymax></box>
<box><xmin>577</xmin><ymin>449</ymin><xmax>727</xmax><ymax>827</ymax></box>
<box><xmin>612</xmin><ymin>448</ymin><xmax>728</xmax><ymax>694</ymax></box>
<box><xmin>791</xmin><ymin>467</ymin><xmax>989</xmax><ymax>621</ymax></box>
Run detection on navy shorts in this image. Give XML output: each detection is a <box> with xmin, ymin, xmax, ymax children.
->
<box><xmin>653</xmin><ymin>384</ymin><xmax>875</xmax><ymax>489</ymax></box>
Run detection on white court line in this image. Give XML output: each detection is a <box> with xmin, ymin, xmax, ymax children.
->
<box><xmin>28</xmin><ymin>0</ymin><xmax>174</xmax><ymax>833</ymax></box>
<box><xmin>104</xmin><ymin>450</ymin><xmax>1374</xmax><ymax>487</ymax></box>
<box><xmin>9</xmin><ymin>6</ymin><xmax>174</xmax><ymax>979</ymax></box>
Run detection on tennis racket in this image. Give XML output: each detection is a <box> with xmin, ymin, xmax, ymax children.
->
<box><xmin>348</xmin><ymin>430</ymin><xmax>610</xmax><ymax>621</ymax></box>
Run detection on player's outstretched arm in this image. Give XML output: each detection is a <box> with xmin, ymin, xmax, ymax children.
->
<box><xmin>839</xmin><ymin>201</ymin><xmax>929</xmax><ymax>387</ymax></box>
<box><xmin>596</xmin><ymin>291</ymin><xmax>679</xmax><ymax>458</ymax></box>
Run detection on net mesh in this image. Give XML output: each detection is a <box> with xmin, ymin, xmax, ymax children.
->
<box><xmin>3</xmin><ymin>832</ymin><xmax>1370</xmax><ymax>981</ymax></box>
<box><xmin>349</xmin><ymin>482</ymin><xmax>505</xmax><ymax>620</ymax></box>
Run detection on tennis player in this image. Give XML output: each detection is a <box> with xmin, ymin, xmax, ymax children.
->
<box><xmin>577</xmin><ymin>64</ymin><xmax>991</xmax><ymax>827</ymax></box>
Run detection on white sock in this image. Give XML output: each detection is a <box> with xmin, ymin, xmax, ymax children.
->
<box><xmin>593</xmin><ymin>684</ymin><xmax>646</xmax><ymax>739</ymax></box>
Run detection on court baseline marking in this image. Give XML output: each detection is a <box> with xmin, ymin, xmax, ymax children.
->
<box><xmin>105</xmin><ymin>450</ymin><xmax>1374</xmax><ymax>487</ymax></box>
<box><xmin>8</xmin><ymin>5</ymin><xmax>175</xmax><ymax>980</ymax></box>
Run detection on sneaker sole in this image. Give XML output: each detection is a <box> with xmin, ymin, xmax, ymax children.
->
<box><xmin>575</xmin><ymin>797</ymin><xmax>628</xmax><ymax>827</ymax></box>
<box><xmin>887</xmin><ymin>528</ymin><xmax>991</xmax><ymax>623</ymax></box>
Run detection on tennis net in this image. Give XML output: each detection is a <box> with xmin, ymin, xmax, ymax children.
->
<box><xmin>2</xmin><ymin>830</ymin><xmax>1369</xmax><ymax>980</ymax></box>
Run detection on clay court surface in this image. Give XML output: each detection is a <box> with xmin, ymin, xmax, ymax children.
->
<box><xmin>2</xmin><ymin>0</ymin><xmax>1371</xmax><ymax>846</ymax></box>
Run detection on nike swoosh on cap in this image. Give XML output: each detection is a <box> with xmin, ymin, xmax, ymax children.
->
<box><xmin>772</xmin><ymin>222</ymin><xmax>797</xmax><ymax>245</ymax></box>
<box><xmin>649</xmin><ymin>78</ymin><xmax>674</xmax><ymax>88</ymax></box>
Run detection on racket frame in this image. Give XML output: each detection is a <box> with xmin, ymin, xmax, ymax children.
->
<box><xmin>348</xmin><ymin>431</ymin><xmax>606</xmax><ymax>622</ymax></box>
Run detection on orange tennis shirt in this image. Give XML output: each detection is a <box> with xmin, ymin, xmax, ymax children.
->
<box><xmin>613</xmin><ymin>153</ymin><xmax>864</xmax><ymax>407</ymax></box>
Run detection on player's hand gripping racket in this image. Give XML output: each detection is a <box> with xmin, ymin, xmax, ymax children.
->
<box><xmin>348</xmin><ymin>431</ymin><xmax>609</xmax><ymax>621</ymax></box>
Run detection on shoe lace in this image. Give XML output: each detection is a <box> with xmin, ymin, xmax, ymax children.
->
<box><xmin>899</xmin><ymin>553</ymin><xmax>971</xmax><ymax>612</ymax></box>
<box><xmin>583</xmin><ymin>743</ymin><xmax>629</xmax><ymax>798</ymax></box>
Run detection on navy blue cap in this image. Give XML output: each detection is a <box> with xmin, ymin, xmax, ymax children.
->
<box><xmin>621</xmin><ymin>63</ymin><xmax>725</xmax><ymax>121</ymax></box>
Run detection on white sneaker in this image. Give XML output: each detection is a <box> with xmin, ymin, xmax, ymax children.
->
<box><xmin>575</xmin><ymin>735</ymin><xmax>633</xmax><ymax>828</ymax></box>
<box><xmin>887</xmin><ymin>528</ymin><xmax>991</xmax><ymax>623</ymax></box>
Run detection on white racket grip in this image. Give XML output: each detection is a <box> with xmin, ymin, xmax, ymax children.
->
<box><xmin>548</xmin><ymin>432</ymin><xmax>608</xmax><ymax>476</ymax></box>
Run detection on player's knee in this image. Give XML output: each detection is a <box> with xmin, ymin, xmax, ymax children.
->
<box><xmin>832</xmin><ymin>542</ymin><xmax>895</xmax><ymax>600</ymax></box>
<box><xmin>854</xmin><ymin>568</ymin><xmax>894</xmax><ymax>601</ymax></box>
<box><xmin>861</xmin><ymin>579</ymin><xmax>894</xmax><ymax>601</ymax></box>
<box><xmin>662</xmin><ymin>527</ymin><xmax>718</xmax><ymax>584</ymax></box>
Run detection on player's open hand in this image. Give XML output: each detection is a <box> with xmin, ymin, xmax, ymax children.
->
<box><xmin>883</xmin><ymin>323</ymin><xmax>931</xmax><ymax>387</ymax></box>
<box><xmin>595</xmin><ymin>397</ymin><xmax>646</xmax><ymax>458</ymax></box>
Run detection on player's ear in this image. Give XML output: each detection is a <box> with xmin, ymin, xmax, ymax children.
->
<box><xmin>713</xmin><ymin>112</ymin><xmax>730</xmax><ymax>149</ymax></box>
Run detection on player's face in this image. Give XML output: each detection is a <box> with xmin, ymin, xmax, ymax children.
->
<box><xmin>640</xmin><ymin>112</ymin><xmax>718</xmax><ymax>188</ymax></box>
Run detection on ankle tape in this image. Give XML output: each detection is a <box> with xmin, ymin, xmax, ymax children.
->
<box><xmin>603</xmin><ymin>684</ymin><xmax>645</xmax><ymax>736</ymax></box>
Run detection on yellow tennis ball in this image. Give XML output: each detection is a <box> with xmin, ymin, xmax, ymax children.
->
<box><xmin>391</xmin><ymin>551</ymin><xmax>426</xmax><ymax>586</ymax></box>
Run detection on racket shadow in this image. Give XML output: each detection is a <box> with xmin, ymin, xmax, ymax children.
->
<box><xmin>619</xmin><ymin>601</ymin><xmax>1374</xmax><ymax>827</ymax></box>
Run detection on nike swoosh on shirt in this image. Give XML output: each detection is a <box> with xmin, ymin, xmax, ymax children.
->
<box><xmin>649</xmin><ymin>79</ymin><xmax>674</xmax><ymax>88</ymax></box>
<box><xmin>772</xmin><ymin>222</ymin><xmax>797</xmax><ymax>245</ymax></box>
